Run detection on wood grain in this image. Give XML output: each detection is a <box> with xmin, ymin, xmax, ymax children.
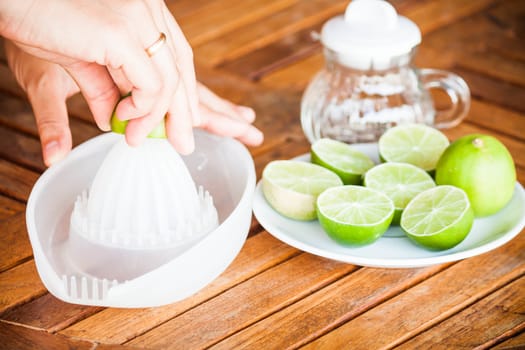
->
<box><xmin>0</xmin><ymin>260</ymin><xmax>46</xmax><ymax>314</ymax></box>
<box><xmin>303</xmin><ymin>232</ymin><xmax>525</xmax><ymax>349</ymax></box>
<box><xmin>397</xmin><ymin>277</ymin><xmax>525</xmax><ymax>349</ymax></box>
<box><xmin>1</xmin><ymin>293</ymin><xmax>102</xmax><ymax>333</ymax></box>
<box><xmin>0</xmin><ymin>159</ymin><xmax>39</xmax><ymax>202</ymax></box>
<box><xmin>0</xmin><ymin>321</ymin><xmax>94</xmax><ymax>350</ymax></box>
<box><xmin>128</xmin><ymin>254</ymin><xmax>357</xmax><ymax>349</ymax></box>
<box><xmin>0</xmin><ymin>1</ymin><xmax>523</xmax><ymax>349</ymax></box>
<box><xmin>60</xmin><ymin>232</ymin><xmax>299</xmax><ymax>344</ymax></box>
<box><xmin>210</xmin><ymin>263</ymin><xmax>449</xmax><ymax>350</ymax></box>
<box><xmin>0</xmin><ymin>213</ymin><xmax>32</xmax><ymax>273</ymax></box>
<box><xmin>0</xmin><ymin>195</ymin><xmax>24</xmax><ymax>220</ymax></box>
<box><xmin>194</xmin><ymin>0</ymin><xmax>348</xmax><ymax>67</ymax></box>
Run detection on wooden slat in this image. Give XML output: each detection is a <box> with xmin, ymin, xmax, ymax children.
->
<box><xmin>454</xmin><ymin>68</ymin><xmax>525</xmax><ymax>114</ymax></box>
<box><xmin>0</xmin><ymin>64</ymin><xmax>24</xmax><ymax>97</ymax></box>
<box><xmin>487</xmin><ymin>0</ymin><xmax>525</xmax><ymax>38</ymax></box>
<box><xmin>0</xmin><ymin>159</ymin><xmax>39</xmax><ymax>202</ymax></box>
<box><xmin>0</xmin><ymin>260</ymin><xmax>46</xmax><ymax>314</ymax></box>
<box><xmin>0</xmin><ymin>195</ymin><xmax>24</xmax><ymax>221</ymax></box>
<box><xmin>260</xmin><ymin>53</ymin><xmax>323</xmax><ymax>91</ymax></box>
<box><xmin>210</xmin><ymin>263</ymin><xmax>448</xmax><ymax>350</ymax></box>
<box><xmin>0</xmin><ymin>94</ymin><xmax>102</xmax><ymax>147</ymax></box>
<box><xmin>0</xmin><ymin>213</ymin><xmax>32</xmax><ymax>273</ymax></box>
<box><xmin>219</xmin><ymin>22</ymin><xmax>323</xmax><ymax>81</ymax></box>
<box><xmin>194</xmin><ymin>0</ymin><xmax>348</xmax><ymax>67</ymax></box>
<box><xmin>168</xmin><ymin>0</ymin><xmax>220</xmax><ymax>19</ymax></box>
<box><xmin>466</xmin><ymin>99</ymin><xmax>525</xmax><ymax>142</ymax></box>
<box><xmin>457</xmin><ymin>50</ymin><xmax>525</xmax><ymax>88</ymax></box>
<box><xmin>177</xmin><ymin>0</ymin><xmax>300</xmax><ymax>47</ymax></box>
<box><xmin>400</xmin><ymin>0</ymin><xmax>494</xmax><ymax>35</ymax></box>
<box><xmin>60</xmin><ymin>232</ymin><xmax>299</xmax><ymax>344</ymax></box>
<box><xmin>0</xmin><ymin>321</ymin><xmax>94</xmax><ymax>350</ymax></box>
<box><xmin>397</xmin><ymin>277</ymin><xmax>525</xmax><ymax>349</ymax></box>
<box><xmin>128</xmin><ymin>254</ymin><xmax>358</xmax><ymax>349</ymax></box>
<box><xmin>1</xmin><ymin>294</ymin><xmax>102</xmax><ymax>333</ymax></box>
<box><xmin>0</xmin><ymin>124</ymin><xmax>44</xmax><ymax>172</ymax></box>
<box><xmin>491</xmin><ymin>330</ymin><xmax>525</xmax><ymax>349</ymax></box>
<box><xmin>302</xmin><ymin>231</ymin><xmax>525</xmax><ymax>349</ymax></box>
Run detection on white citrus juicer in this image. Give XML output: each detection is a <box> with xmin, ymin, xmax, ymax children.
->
<box><xmin>26</xmin><ymin>124</ymin><xmax>255</xmax><ymax>307</ymax></box>
<box><xmin>70</xmin><ymin>137</ymin><xmax>218</xmax><ymax>249</ymax></box>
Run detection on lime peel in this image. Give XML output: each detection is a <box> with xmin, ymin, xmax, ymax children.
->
<box><xmin>311</xmin><ymin>138</ymin><xmax>374</xmax><ymax>185</ymax></box>
<box><xmin>435</xmin><ymin>134</ymin><xmax>516</xmax><ymax>217</ymax></box>
<box><xmin>262</xmin><ymin>160</ymin><xmax>343</xmax><ymax>221</ymax></box>
<box><xmin>317</xmin><ymin>185</ymin><xmax>394</xmax><ymax>245</ymax></box>
<box><xmin>400</xmin><ymin>185</ymin><xmax>474</xmax><ymax>250</ymax></box>
<box><xmin>378</xmin><ymin>124</ymin><xmax>449</xmax><ymax>172</ymax></box>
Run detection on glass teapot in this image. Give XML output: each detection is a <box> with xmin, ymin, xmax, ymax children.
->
<box><xmin>301</xmin><ymin>0</ymin><xmax>470</xmax><ymax>144</ymax></box>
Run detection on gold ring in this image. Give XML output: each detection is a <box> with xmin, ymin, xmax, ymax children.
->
<box><xmin>145</xmin><ymin>32</ymin><xmax>166</xmax><ymax>57</ymax></box>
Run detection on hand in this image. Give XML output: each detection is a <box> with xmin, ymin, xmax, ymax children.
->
<box><xmin>5</xmin><ymin>42</ymin><xmax>263</xmax><ymax>166</ymax></box>
<box><xmin>1</xmin><ymin>0</ymin><xmax>199</xmax><ymax>153</ymax></box>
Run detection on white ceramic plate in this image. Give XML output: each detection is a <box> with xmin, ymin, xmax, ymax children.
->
<box><xmin>252</xmin><ymin>144</ymin><xmax>525</xmax><ymax>268</ymax></box>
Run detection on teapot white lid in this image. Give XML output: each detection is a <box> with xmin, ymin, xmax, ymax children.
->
<box><xmin>321</xmin><ymin>0</ymin><xmax>421</xmax><ymax>69</ymax></box>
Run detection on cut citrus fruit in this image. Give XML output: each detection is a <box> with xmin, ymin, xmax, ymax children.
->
<box><xmin>317</xmin><ymin>185</ymin><xmax>394</xmax><ymax>245</ymax></box>
<box><xmin>378</xmin><ymin>124</ymin><xmax>449</xmax><ymax>172</ymax></box>
<box><xmin>435</xmin><ymin>134</ymin><xmax>516</xmax><ymax>217</ymax></box>
<box><xmin>311</xmin><ymin>138</ymin><xmax>375</xmax><ymax>185</ymax></box>
<box><xmin>364</xmin><ymin>162</ymin><xmax>435</xmax><ymax>225</ymax></box>
<box><xmin>262</xmin><ymin>160</ymin><xmax>343</xmax><ymax>220</ymax></box>
<box><xmin>400</xmin><ymin>185</ymin><xmax>474</xmax><ymax>250</ymax></box>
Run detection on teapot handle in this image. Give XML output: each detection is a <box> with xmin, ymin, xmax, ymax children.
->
<box><xmin>418</xmin><ymin>68</ymin><xmax>471</xmax><ymax>129</ymax></box>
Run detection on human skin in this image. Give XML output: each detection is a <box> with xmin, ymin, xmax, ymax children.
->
<box><xmin>0</xmin><ymin>0</ymin><xmax>263</xmax><ymax>165</ymax></box>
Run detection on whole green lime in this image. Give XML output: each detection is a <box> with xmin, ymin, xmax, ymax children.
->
<box><xmin>435</xmin><ymin>134</ymin><xmax>516</xmax><ymax>217</ymax></box>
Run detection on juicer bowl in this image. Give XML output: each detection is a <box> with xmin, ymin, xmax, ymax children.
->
<box><xmin>26</xmin><ymin>130</ymin><xmax>255</xmax><ymax>307</ymax></box>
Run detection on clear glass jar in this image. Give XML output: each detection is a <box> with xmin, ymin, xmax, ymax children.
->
<box><xmin>301</xmin><ymin>47</ymin><xmax>470</xmax><ymax>144</ymax></box>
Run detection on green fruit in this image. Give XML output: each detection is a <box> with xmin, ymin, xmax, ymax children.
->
<box><xmin>311</xmin><ymin>138</ymin><xmax>375</xmax><ymax>185</ymax></box>
<box><xmin>363</xmin><ymin>162</ymin><xmax>435</xmax><ymax>225</ymax></box>
<box><xmin>401</xmin><ymin>185</ymin><xmax>474</xmax><ymax>250</ymax></box>
<box><xmin>378</xmin><ymin>124</ymin><xmax>449</xmax><ymax>172</ymax></box>
<box><xmin>317</xmin><ymin>185</ymin><xmax>394</xmax><ymax>245</ymax></box>
<box><xmin>262</xmin><ymin>160</ymin><xmax>343</xmax><ymax>220</ymax></box>
<box><xmin>435</xmin><ymin>134</ymin><xmax>516</xmax><ymax>217</ymax></box>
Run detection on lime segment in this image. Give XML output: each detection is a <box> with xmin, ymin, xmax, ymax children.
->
<box><xmin>262</xmin><ymin>160</ymin><xmax>343</xmax><ymax>221</ymax></box>
<box><xmin>400</xmin><ymin>185</ymin><xmax>474</xmax><ymax>250</ymax></box>
<box><xmin>378</xmin><ymin>124</ymin><xmax>449</xmax><ymax>171</ymax></box>
<box><xmin>311</xmin><ymin>138</ymin><xmax>374</xmax><ymax>185</ymax></box>
<box><xmin>317</xmin><ymin>186</ymin><xmax>394</xmax><ymax>245</ymax></box>
<box><xmin>364</xmin><ymin>162</ymin><xmax>435</xmax><ymax>224</ymax></box>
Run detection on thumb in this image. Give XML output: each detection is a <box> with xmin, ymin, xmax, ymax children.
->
<box><xmin>28</xmin><ymin>90</ymin><xmax>72</xmax><ymax>167</ymax></box>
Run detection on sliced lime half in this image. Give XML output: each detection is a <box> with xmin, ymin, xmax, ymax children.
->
<box><xmin>364</xmin><ymin>162</ymin><xmax>435</xmax><ymax>224</ymax></box>
<box><xmin>400</xmin><ymin>185</ymin><xmax>474</xmax><ymax>250</ymax></box>
<box><xmin>317</xmin><ymin>185</ymin><xmax>394</xmax><ymax>245</ymax></box>
<box><xmin>262</xmin><ymin>160</ymin><xmax>343</xmax><ymax>220</ymax></box>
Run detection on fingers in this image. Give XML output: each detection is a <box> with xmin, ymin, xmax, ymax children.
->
<box><xmin>28</xmin><ymin>88</ymin><xmax>73</xmax><ymax>167</ymax></box>
<box><xmin>65</xmin><ymin>62</ymin><xmax>120</xmax><ymax>131</ymax></box>
<box><xmin>197</xmin><ymin>83</ymin><xmax>263</xmax><ymax>146</ymax></box>
<box><xmin>162</xmin><ymin>6</ymin><xmax>200</xmax><ymax>125</ymax></box>
<box><xmin>198</xmin><ymin>100</ymin><xmax>263</xmax><ymax>147</ymax></box>
<box><xmin>5</xmin><ymin>40</ymin><xmax>76</xmax><ymax>166</ymax></box>
<box><xmin>165</xmin><ymin>81</ymin><xmax>195</xmax><ymax>154</ymax></box>
<box><xmin>197</xmin><ymin>83</ymin><xmax>256</xmax><ymax>123</ymax></box>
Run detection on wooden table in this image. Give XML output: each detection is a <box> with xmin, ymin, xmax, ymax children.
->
<box><xmin>1</xmin><ymin>0</ymin><xmax>524</xmax><ymax>348</ymax></box>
